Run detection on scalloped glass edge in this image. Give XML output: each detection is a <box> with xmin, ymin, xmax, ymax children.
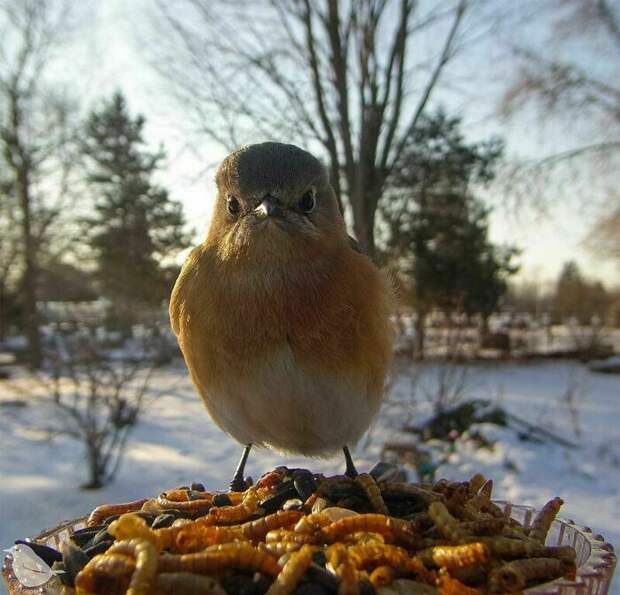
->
<box><xmin>2</xmin><ymin>502</ymin><xmax>617</xmax><ymax>594</ymax></box>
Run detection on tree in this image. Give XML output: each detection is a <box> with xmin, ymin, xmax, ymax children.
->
<box><xmin>0</xmin><ymin>178</ymin><xmax>19</xmax><ymax>341</ymax></box>
<box><xmin>502</xmin><ymin>0</ymin><xmax>620</xmax><ymax>263</ymax></box>
<box><xmin>150</xmin><ymin>0</ymin><xmax>497</xmax><ymax>258</ymax></box>
<box><xmin>587</xmin><ymin>194</ymin><xmax>620</xmax><ymax>267</ymax></box>
<box><xmin>504</xmin><ymin>278</ymin><xmax>553</xmax><ymax>318</ymax></box>
<box><xmin>38</xmin><ymin>329</ymin><xmax>157</xmax><ymax>489</ymax></box>
<box><xmin>82</xmin><ymin>92</ymin><xmax>191</xmax><ymax>333</ymax></box>
<box><xmin>380</xmin><ymin>110</ymin><xmax>517</xmax><ymax>356</ymax></box>
<box><xmin>553</xmin><ymin>261</ymin><xmax>611</xmax><ymax>325</ymax></box>
<box><xmin>0</xmin><ymin>0</ymin><xmax>81</xmax><ymax>366</ymax></box>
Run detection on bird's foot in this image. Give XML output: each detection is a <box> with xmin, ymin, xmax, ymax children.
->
<box><xmin>229</xmin><ymin>444</ymin><xmax>253</xmax><ymax>492</ymax></box>
<box><xmin>343</xmin><ymin>445</ymin><xmax>358</xmax><ymax>478</ymax></box>
<box><xmin>229</xmin><ymin>476</ymin><xmax>248</xmax><ymax>492</ymax></box>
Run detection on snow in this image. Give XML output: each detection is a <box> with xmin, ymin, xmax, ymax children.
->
<box><xmin>590</xmin><ymin>356</ymin><xmax>620</xmax><ymax>373</ymax></box>
<box><xmin>1</xmin><ymin>359</ymin><xmax>618</xmax><ymax>594</ymax></box>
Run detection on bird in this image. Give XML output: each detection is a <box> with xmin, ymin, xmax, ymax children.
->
<box><xmin>169</xmin><ymin>142</ymin><xmax>393</xmax><ymax>490</ymax></box>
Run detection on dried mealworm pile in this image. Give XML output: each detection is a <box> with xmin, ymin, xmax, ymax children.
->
<box><xmin>53</xmin><ymin>466</ymin><xmax>576</xmax><ymax>594</ymax></box>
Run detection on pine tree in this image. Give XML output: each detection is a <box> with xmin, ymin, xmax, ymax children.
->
<box><xmin>553</xmin><ymin>261</ymin><xmax>610</xmax><ymax>325</ymax></box>
<box><xmin>381</xmin><ymin>109</ymin><xmax>518</xmax><ymax>356</ymax></box>
<box><xmin>82</xmin><ymin>92</ymin><xmax>191</xmax><ymax>331</ymax></box>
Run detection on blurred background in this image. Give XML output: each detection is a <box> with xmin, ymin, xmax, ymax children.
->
<box><xmin>0</xmin><ymin>0</ymin><xmax>618</xmax><ymax>588</ymax></box>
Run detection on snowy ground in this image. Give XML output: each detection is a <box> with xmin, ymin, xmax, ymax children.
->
<box><xmin>0</xmin><ymin>359</ymin><xmax>618</xmax><ymax>593</ymax></box>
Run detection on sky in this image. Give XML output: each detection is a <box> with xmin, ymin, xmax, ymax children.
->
<box><xmin>47</xmin><ymin>0</ymin><xmax>620</xmax><ymax>288</ymax></box>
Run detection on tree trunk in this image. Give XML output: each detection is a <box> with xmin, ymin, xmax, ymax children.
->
<box><xmin>415</xmin><ymin>308</ymin><xmax>427</xmax><ymax>360</ymax></box>
<box><xmin>353</xmin><ymin>214</ymin><xmax>376</xmax><ymax>260</ymax></box>
<box><xmin>479</xmin><ymin>313</ymin><xmax>490</xmax><ymax>355</ymax></box>
<box><xmin>0</xmin><ymin>280</ymin><xmax>6</xmax><ymax>343</ymax></box>
<box><xmin>83</xmin><ymin>443</ymin><xmax>104</xmax><ymax>489</ymax></box>
<box><xmin>350</xmin><ymin>186</ymin><xmax>380</xmax><ymax>261</ymax></box>
<box><xmin>17</xmin><ymin>168</ymin><xmax>42</xmax><ymax>369</ymax></box>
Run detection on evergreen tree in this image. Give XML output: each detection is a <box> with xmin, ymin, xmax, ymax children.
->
<box><xmin>381</xmin><ymin>109</ymin><xmax>518</xmax><ymax>356</ymax></box>
<box><xmin>82</xmin><ymin>92</ymin><xmax>191</xmax><ymax>331</ymax></box>
<box><xmin>553</xmin><ymin>261</ymin><xmax>611</xmax><ymax>325</ymax></box>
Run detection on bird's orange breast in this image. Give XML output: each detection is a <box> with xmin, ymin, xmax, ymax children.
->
<box><xmin>170</xmin><ymin>243</ymin><xmax>393</xmax><ymax>428</ymax></box>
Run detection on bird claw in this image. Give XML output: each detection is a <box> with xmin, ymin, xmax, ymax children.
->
<box><xmin>343</xmin><ymin>446</ymin><xmax>358</xmax><ymax>478</ymax></box>
<box><xmin>229</xmin><ymin>478</ymin><xmax>246</xmax><ymax>492</ymax></box>
<box><xmin>229</xmin><ymin>476</ymin><xmax>249</xmax><ymax>492</ymax></box>
<box><xmin>344</xmin><ymin>466</ymin><xmax>358</xmax><ymax>479</ymax></box>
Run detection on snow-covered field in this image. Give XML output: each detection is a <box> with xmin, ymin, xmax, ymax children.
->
<box><xmin>0</xmin><ymin>359</ymin><xmax>618</xmax><ymax>593</ymax></box>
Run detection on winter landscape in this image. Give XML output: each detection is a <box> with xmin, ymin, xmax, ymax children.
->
<box><xmin>2</xmin><ymin>0</ymin><xmax>620</xmax><ymax>593</ymax></box>
<box><xmin>1</xmin><ymin>350</ymin><xmax>619</xmax><ymax>593</ymax></box>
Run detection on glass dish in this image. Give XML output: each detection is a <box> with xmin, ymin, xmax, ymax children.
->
<box><xmin>2</xmin><ymin>503</ymin><xmax>617</xmax><ymax>594</ymax></box>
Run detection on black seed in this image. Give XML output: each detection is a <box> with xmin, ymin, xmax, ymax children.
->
<box><xmin>306</xmin><ymin>564</ymin><xmax>338</xmax><ymax>593</ymax></box>
<box><xmin>382</xmin><ymin>494</ymin><xmax>428</xmax><ymax>517</ymax></box>
<box><xmin>191</xmin><ymin>482</ymin><xmax>206</xmax><ymax>492</ymax></box>
<box><xmin>359</xmin><ymin>580</ymin><xmax>377</xmax><ymax>595</ymax></box>
<box><xmin>312</xmin><ymin>550</ymin><xmax>327</xmax><ymax>567</ymax></box>
<box><xmin>151</xmin><ymin>513</ymin><xmax>176</xmax><ymax>529</ymax></box>
<box><xmin>62</xmin><ymin>541</ymin><xmax>89</xmax><ymax>587</ymax></box>
<box><xmin>244</xmin><ymin>510</ymin><xmax>266</xmax><ymax>523</ymax></box>
<box><xmin>52</xmin><ymin>561</ymin><xmax>71</xmax><ymax>586</ymax></box>
<box><xmin>72</xmin><ymin>525</ymin><xmax>104</xmax><ymax>536</ymax></box>
<box><xmin>320</xmin><ymin>478</ymin><xmax>364</xmax><ymax>500</ymax></box>
<box><xmin>84</xmin><ymin>539</ymin><xmax>113</xmax><ymax>558</ymax></box>
<box><xmin>185</xmin><ymin>505</ymin><xmax>212</xmax><ymax>518</ymax></box>
<box><xmin>70</xmin><ymin>533</ymin><xmax>95</xmax><ymax>548</ymax></box>
<box><xmin>294</xmin><ymin>471</ymin><xmax>317</xmax><ymax>501</ymax></box>
<box><xmin>160</xmin><ymin>508</ymin><xmax>195</xmax><ymax>519</ymax></box>
<box><xmin>222</xmin><ymin>572</ymin><xmax>270</xmax><ymax>595</ymax></box>
<box><xmin>336</xmin><ymin>496</ymin><xmax>370</xmax><ymax>512</ymax></box>
<box><xmin>140</xmin><ymin>512</ymin><xmax>160</xmax><ymax>526</ymax></box>
<box><xmin>14</xmin><ymin>540</ymin><xmax>62</xmax><ymax>565</ymax></box>
<box><xmin>87</xmin><ymin>528</ymin><xmax>113</xmax><ymax>547</ymax></box>
<box><xmin>213</xmin><ymin>493</ymin><xmax>233</xmax><ymax>507</ymax></box>
<box><xmin>102</xmin><ymin>513</ymin><xmax>121</xmax><ymax>526</ymax></box>
<box><xmin>260</xmin><ymin>482</ymin><xmax>298</xmax><ymax>514</ymax></box>
<box><xmin>369</xmin><ymin>461</ymin><xmax>406</xmax><ymax>483</ymax></box>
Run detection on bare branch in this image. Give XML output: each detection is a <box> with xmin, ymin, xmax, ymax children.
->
<box><xmin>388</xmin><ymin>0</ymin><xmax>467</xmax><ymax>175</ymax></box>
<box><xmin>597</xmin><ymin>0</ymin><xmax>620</xmax><ymax>47</ymax></box>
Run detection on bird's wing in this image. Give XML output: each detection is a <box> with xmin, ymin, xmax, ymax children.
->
<box><xmin>169</xmin><ymin>246</ymin><xmax>203</xmax><ymax>337</ymax></box>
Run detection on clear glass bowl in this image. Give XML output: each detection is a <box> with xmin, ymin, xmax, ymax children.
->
<box><xmin>496</xmin><ymin>501</ymin><xmax>617</xmax><ymax>594</ymax></box>
<box><xmin>2</xmin><ymin>503</ymin><xmax>617</xmax><ymax>594</ymax></box>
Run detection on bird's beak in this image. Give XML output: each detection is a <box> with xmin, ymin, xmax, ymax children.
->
<box><xmin>254</xmin><ymin>195</ymin><xmax>283</xmax><ymax>218</ymax></box>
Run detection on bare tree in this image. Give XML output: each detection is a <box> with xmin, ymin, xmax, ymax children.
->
<box><xmin>586</xmin><ymin>191</ymin><xmax>620</xmax><ymax>265</ymax></box>
<box><xmin>148</xmin><ymin>0</ymin><xmax>500</xmax><ymax>258</ymax></box>
<box><xmin>43</xmin><ymin>329</ymin><xmax>156</xmax><ymax>489</ymax></box>
<box><xmin>0</xmin><ymin>179</ymin><xmax>20</xmax><ymax>342</ymax></box>
<box><xmin>3</xmin><ymin>327</ymin><xmax>159</xmax><ymax>489</ymax></box>
<box><xmin>501</xmin><ymin>0</ymin><xmax>620</xmax><ymax>249</ymax></box>
<box><xmin>0</xmin><ymin>1</ymin><xmax>82</xmax><ymax>367</ymax></box>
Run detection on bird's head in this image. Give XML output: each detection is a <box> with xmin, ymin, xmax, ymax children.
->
<box><xmin>206</xmin><ymin>142</ymin><xmax>347</xmax><ymax>267</ymax></box>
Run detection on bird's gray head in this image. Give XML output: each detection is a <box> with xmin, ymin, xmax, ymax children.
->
<box><xmin>208</xmin><ymin>142</ymin><xmax>346</xmax><ymax>263</ymax></box>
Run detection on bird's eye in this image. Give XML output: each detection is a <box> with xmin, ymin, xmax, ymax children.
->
<box><xmin>227</xmin><ymin>196</ymin><xmax>240</xmax><ymax>216</ymax></box>
<box><xmin>299</xmin><ymin>191</ymin><xmax>316</xmax><ymax>213</ymax></box>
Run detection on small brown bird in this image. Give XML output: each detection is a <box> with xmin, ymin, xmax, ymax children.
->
<box><xmin>170</xmin><ymin>142</ymin><xmax>393</xmax><ymax>490</ymax></box>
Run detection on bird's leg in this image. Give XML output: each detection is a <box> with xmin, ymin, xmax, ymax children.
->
<box><xmin>230</xmin><ymin>444</ymin><xmax>252</xmax><ymax>492</ymax></box>
<box><xmin>343</xmin><ymin>445</ymin><xmax>358</xmax><ymax>478</ymax></box>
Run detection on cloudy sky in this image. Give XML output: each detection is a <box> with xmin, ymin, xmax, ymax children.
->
<box><xmin>48</xmin><ymin>0</ymin><xmax>620</xmax><ymax>287</ymax></box>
